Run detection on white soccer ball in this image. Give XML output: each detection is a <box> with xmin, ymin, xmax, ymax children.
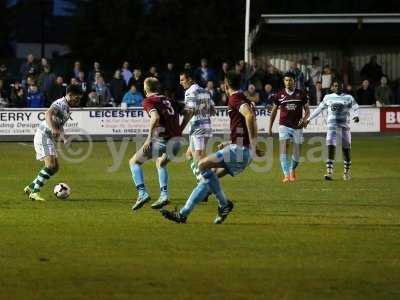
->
<box><xmin>53</xmin><ymin>183</ymin><xmax>71</xmax><ymax>200</ymax></box>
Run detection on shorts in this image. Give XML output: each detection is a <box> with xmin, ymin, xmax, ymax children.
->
<box><xmin>141</xmin><ymin>137</ymin><xmax>182</xmax><ymax>160</ymax></box>
<box><xmin>326</xmin><ymin>126</ymin><xmax>351</xmax><ymax>148</ymax></box>
<box><xmin>34</xmin><ymin>130</ymin><xmax>57</xmax><ymax>161</ymax></box>
<box><xmin>189</xmin><ymin>135</ymin><xmax>209</xmax><ymax>151</ymax></box>
<box><xmin>215</xmin><ymin>144</ymin><xmax>252</xmax><ymax>176</ymax></box>
<box><xmin>279</xmin><ymin>125</ymin><xmax>304</xmax><ymax>144</ymax></box>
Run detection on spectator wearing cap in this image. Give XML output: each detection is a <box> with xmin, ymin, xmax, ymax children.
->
<box><xmin>360</xmin><ymin>56</ymin><xmax>383</xmax><ymax>87</ymax></box>
<box><xmin>356</xmin><ymin>79</ymin><xmax>375</xmax><ymax>105</ymax></box>
<box><xmin>122</xmin><ymin>83</ymin><xmax>144</xmax><ymax>107</ymax></box>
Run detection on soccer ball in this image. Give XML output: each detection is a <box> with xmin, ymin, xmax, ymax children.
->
<box><xmin>53</xmin><ymin>183</ymin><xmax>71</xmax><ymax>200</ymax></box>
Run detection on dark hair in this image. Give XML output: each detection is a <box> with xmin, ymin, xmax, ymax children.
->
<box><xmin>180</xmin><ymin>70</ymin><xmax>195</xmax><ymax>81</ymax></box>
<box><xmin>66</xmin><ymin>84</ymin><xmax>83</xmax><ymax>95</ymax></box>
<box><xmin>283</xmin><ymin>72</ymin><xmax>295</xmax><ymax>80</ymax></box>
<box><xmin>224</xmin><ymin>70</ymin><xmax>241</xmax><ymax>90</ymax></box>
<box><xmin>331</xmin><ymin>79</ymin><xmax>342</xmax><ymax>87</ymax></box>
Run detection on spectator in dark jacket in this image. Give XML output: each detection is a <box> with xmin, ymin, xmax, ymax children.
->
<box><xmin>72</xmin><ymin>61</ymin><xmax>82</xmax><ymax>79</ymax></box>
<box><xmin>0</xmin><ymin>79</ymin><xmax>10</xmax><ymax>107</ymax></box>
<box><xmin>375</xmin><ymin>76</ymin><xmax>394</xmax><ymax>106</ymax></box>
<box><xmin>356</xmin><ymin>79</ymin><xmax>375</xmax><ymax>105</ymax></box>
<box><xmin>217</xmin><ymin>62</ymin><xmax>230</xmax><ymax>84</ymax></box>
<box><xmin>161</xmin><ymin>63</ymin><xmax>178</xmax><ymax>93</ymax></box>
<box><xmin>10</xmin><ymin>81</ymin><xmax>26</xmax><ymax>108</ymax></box>
<box><xmin>246</xmin><ymin>61</ymin><xmax>265</xmax><ymax>91</ymax></box>
<box><xmin>128</xmin><ymin>69</ymin><xmax>144</xmax><ymax>94</ymax></box>
<box><xmin>37</xmin><ymin>66</ymin><xmax>56</xmax><ymax>100</ymax></box>
<box><xmin>110</xmin><ymin>69</ymin><xmax>126</xmax><ymax>105</ymax></box>
<box><xmin>48</xmin><ymin>76</ymin><xmax>66</xmax><ymax>104</ymax></box>
<box><xmin>27</xmin><ymin>84</ymin><xmax>45</xmax><ymax>108</ymax></box>
<box><xmin>195</xmin><ymin>58</ymin><xmax>216</xmax><ymax>87</ymax></box>
<box><xmin>360</xmin><ymin>56</ymin><xmax>383</xmax><ymax>87</ymax></box>
<box><xmin>205</xmin><ymin>80</ymin><xmax>219</xmax><ymax>104</ymax></box>
<box><xmin>88</xmin><ymin>61</ymin><xmax>102</xmax><ymax>85</ymax></box>
<box><xmin>77</xmin><ymin>71</ymin><xmax>88</xmax><ymax>107</ymax></box>
<box><xmin>20</xmin><ymin>54</ymin><xmax>38</xmax><ymax>84</ymax></box>
<box><xmin>259</xmin><ymin>83</ymin><xmax>274</xmax><ymax>106</ymax></box>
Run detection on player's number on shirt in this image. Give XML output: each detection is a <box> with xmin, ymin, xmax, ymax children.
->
<box><xmin>163</xmin><ymin>100</ymin><xmax>175</xmax><ymax>115</ymax></box>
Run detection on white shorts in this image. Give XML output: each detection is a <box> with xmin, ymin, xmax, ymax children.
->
<box><xmin>326</xmin><ymin>127</ymin><xmax>352</xmax><ymax>148</ymax></box>
<box><xmin>189</xmin><ymin>135</ymin><xmax>208</xmax><ymax>151</ymax></box>
<box><xmin>278</xmin><ymin>125</ymin><xmax>304</xmax><ymax>144</ymax></box>
<box><xmin>34</xmin><ymin>130</ymin><xmax>57</xmax><ymax>161</ymax></box>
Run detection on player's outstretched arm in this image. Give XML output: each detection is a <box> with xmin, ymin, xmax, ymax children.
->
<box><xmin>306</xmin><ymin>96</ymin><xmax>328</xmax><ymax>124</ymax></box>
<box><xmin>268</xmin><ymin>104</ymin><xmax>278</xmax><ymax>135</ymax></box>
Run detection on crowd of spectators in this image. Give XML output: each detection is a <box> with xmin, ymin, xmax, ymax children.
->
<box><xmin>0</xmin><ymin>54</ymin><xmax>399</xmax><ymax>109</ymax></box>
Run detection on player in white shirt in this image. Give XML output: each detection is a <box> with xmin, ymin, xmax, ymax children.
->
<box><xmin>179</xmin><ymin>71</ymin><xmax>214</xmax><ymax>181</ymax></box>
<box><xmin>24</xmin><ymin>85</ymin><xmax>82</xmax><ymax>201</ymax></box>
<box><xmin>305</xmin><ymin>80</ymin><xmax>359</xmax><ymax>181</ymax></box>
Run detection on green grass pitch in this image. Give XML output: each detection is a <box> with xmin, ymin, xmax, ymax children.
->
<box><xmin>0</xmin><ymin>136</ymin><xmax>399</xmax><ymax>299</ymax></box>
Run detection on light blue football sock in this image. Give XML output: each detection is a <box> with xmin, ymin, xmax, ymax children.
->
<box><xmin>280</xmin><ymin>154</ymin><xmax>290</xmax><ymax>177</ymax></box>
<box><xmin>130</xmin><ymin>163</ymin><xmax>147</xmax><ymax>198</ymax></box>
<box><xmin>179</xmin><ymin>182</ymin><xmax>210</xmax><ymax>217</ymax></box>
<box><xmin>201</xmin><ymin>169</ymin><xmax>228</xmax><ymax>208</ymax></box>
<box><xmin>157</xmin><ymin>166</ymin><xmax>168</xmax><ymax>198</ymax></box>
<box><xmin>291</xmin><ymin>156</ymin><xmax>299</xmax><ymax>171</ymax></box>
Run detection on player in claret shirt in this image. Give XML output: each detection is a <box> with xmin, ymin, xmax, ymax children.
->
<box><xmin>160</xmin><ymin>71</ymin><xmax>259</xmax><ymax>224</ymax></box>
<box><xmin>129</xmin><ymin>77</ymin><xmax>187</xmax><ymax>211</ymax></box>
<box><xmin>269</xmin><ymin>73</ymin><xmax>310</xmax><ymax>183</ymax></box>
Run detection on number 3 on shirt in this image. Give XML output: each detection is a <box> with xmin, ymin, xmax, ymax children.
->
<box><xmin>163</xmin><ymin>100</ymin><xmax>175</xmax><ymax>115</ymax></box>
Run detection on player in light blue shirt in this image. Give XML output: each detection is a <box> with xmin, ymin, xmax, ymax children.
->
<box><xmin>305</xmin><ymin>80</ymin><xmax>359</xmax><ymax>180</ymax></box>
